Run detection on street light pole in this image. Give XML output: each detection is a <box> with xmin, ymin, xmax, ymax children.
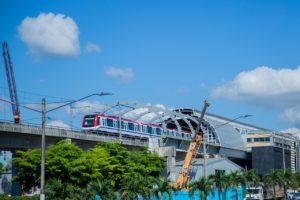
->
<box><xmin>40</xmin><ymin>98</ymin><xmax>46</xmax><ymax>200</ymax></box>
<box><xmin>214</xmin><ymin>114</ymin><xmax>253</xmax><ymax>129</ymax></box>
<box><xmin>39</xmin><ymin>92</ymin><xmax>113</xmax><ymax>200</ymax></box>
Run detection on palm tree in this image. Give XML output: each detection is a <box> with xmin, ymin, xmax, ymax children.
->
<box><xmin>228</xmin><ymin>171</ymin><xmax>244</xmax><ymax>200</ymax></box>
<box><xmin>152</xmin><ymin>177</ymin><xmax>178</xmax><ymax>200</ymax></box>
<box><xmin>278</xmin><ymin>169</ymin><xmax>293</xmax><ymax>200</ymax></box>
<box><xmin>189</xmin><ymin>176</ymin><xmax>214</xmax><ymax>200</ymax></box>
<box><xmin>289</xmin><ymin>176</ymin><xmax>299</xmax><ymax>194</ymax></box>
<box><xmin>120</xmin><ymin>174</ymin><xmax>152</xmax><ymax>200</ymax></box>
<box><xmin>87</xmin><ymin>178</ymin><xmax>116</xmax><ymax>200</ymax></box>
<box><xmin>264</xmin><ymin>169</ymin><xmax>280</xmax><ymax>200</ymax></box>
<box><xmin>210</xmin><ymin>170</ymin><xmax>228</xmax><ymax>200</ymax></box>
<box><xmin>241</xmin><ymin>169</ymin><xmax>260</xmax><ymax>199</ymax></box>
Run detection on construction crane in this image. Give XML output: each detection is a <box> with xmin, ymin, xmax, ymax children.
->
<box><xmin>2</xmin><ymin>42</ymin><xmax>21</xmax><ymax>124</ymax></box>
<box><xmin>176</xmin><ymin>99</ymin><xmax>210</xmax><ymax>189</ymax></box>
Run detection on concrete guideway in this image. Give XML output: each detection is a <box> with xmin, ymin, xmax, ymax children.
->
<box><xmin>0</xmin><ymin>121</ymin><xmax>148</xmax><ymax>150</ymax></box>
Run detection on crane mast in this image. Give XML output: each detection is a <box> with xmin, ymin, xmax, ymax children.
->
<box><xmin>2</xmin><ymin>42</ymin><xmax>21</xmax><ymax>124</ymax></box>
<box><xmin>176</xmin><ymin>99</ymin><xmax>210</xmax><ymax>189</ymax></box>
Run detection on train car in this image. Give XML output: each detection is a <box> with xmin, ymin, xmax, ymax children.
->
<box><xmin>82</xmin><ymin>113</ymin><xmax>192</xmax><ymax>139</ymax></box>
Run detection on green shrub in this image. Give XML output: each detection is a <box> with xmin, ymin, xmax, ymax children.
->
<box><xmin>0</xmin><ymin>194</ymin><xmax>39</xmax><ymax>200</ymax></box>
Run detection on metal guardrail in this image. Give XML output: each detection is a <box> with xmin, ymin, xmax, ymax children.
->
<box><xmin>0</xmin><ymin>121</ymin><xmax>148</xmax><ymax>147</ymax></box>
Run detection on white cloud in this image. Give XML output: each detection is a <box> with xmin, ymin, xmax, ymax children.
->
<box><xmin>281</xmin><ymin>128</ymin><xmax>300</xmax><ymax>137</ymax></box>
<box><xmin>66</xmin><ymin>101</ymin><xmax>108</xmax><ymax>115</ymax></box>
<box><xmin>280</xmin><ymin>106</ymin><xmax>300</xmax><ymax>127</ymax></box>
<box><xmin>211</xmin><ymin>66</ymin><xmax>300</xmax><ymax>106</ymax></box>
<box><xmin>123</xmin><ymin>104</ymin><xmax>167</xmax><ymax>122</ymax></box>
<box><xmin>105</xmin><ymin>67</ymin><xmax>134</xmax><ymax>83</ymax></box>
<box><xmin>47</xmin><ymin>120</ymin><xmax>70</xmax><ymax>129</ymax></box>
<box><xmin>18</xmin><ymin>12</ymin><xmax>80</xmax><ymax>58</ymax></box>
<box><xmin>85</xmin><ymin>42</ymin><xmax>101</xmax><ymax>53</ymax></box>
<box><xmin>155</xmin><ymin>104</ymin><xmax>166</xmax><ymax>110</ymax></box>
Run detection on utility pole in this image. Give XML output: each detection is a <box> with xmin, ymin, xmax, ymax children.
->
<box><xmin>40</xmin><ymin>98</ymin><xmax>46</xmax><ymax>200</ymax></box>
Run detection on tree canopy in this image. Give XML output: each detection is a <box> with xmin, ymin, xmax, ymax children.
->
<box><xmin>13</xmin><ymin>140</ymin><xmax>166</xmax><ymax>199</ymax></box>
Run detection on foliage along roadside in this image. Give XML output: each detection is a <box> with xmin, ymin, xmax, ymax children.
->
<box><xmin>13</xmin><ymin>140</ymin><xmax>171</xmax><ymax>199</ymax></box>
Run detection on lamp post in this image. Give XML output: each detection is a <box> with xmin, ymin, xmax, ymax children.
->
<box><xmin>39</xmin><ymin>92</ymin><xmax>113</xmax><ymax>200</ymax></box>
<box><xmin>214</xmin><ymin>114</ymin><xmax>253</xmax><ymax>129</ymax></box>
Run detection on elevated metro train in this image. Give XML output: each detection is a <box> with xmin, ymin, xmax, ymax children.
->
<box><xmin>82</xmin><ymin>113</ymin><xmax>192</xmax><ymax>139</ymax></box>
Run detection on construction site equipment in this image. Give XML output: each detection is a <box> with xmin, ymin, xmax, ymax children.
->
<box><xmin>2</xmin><ymin>42</ymin><xmax>21</xmax><ymax>124</ymax></box>
<box><xmin>176</xmin><ymin>99</ymin><xmax>210</xmax><ymax>189</ymax></box>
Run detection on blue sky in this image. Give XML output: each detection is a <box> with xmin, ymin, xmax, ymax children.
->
<box><xmin>1</xmin><ymin>0</ymin><xmax>300</xmax><ymax>132</ymax></box>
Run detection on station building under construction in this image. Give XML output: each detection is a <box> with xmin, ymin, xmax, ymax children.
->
<box><xmin>156</xmin><ymin>108</ymin><xmax>299</xmax><ymax>181</ymax></box>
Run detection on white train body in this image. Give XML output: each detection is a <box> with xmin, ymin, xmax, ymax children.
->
<box><xmin>81</xmin><ymin>113</ymin><xmax>191</xmax><ymax>139</ymax></box>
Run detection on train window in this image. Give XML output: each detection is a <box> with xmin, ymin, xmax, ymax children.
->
<box><xmin>147</xmin><ymin>126</ymin><xmax>152</xmax><ymax>134</ymax></box>
<box><xmin>83</xmin><ymin>116</ymin><xmax>95</xmax><ymax>127</ymax></box>
<box><xmin>136</xmin><ymin>125</ymin><xmax>140</xmax><ymax>132</ymax></box>
<box><xmin>128</xmin><ymin>123</ymin><xmax>134</xmax><ymax>131</ymax></box>
<box><xmin>121</xmin><ymin>121</ymin><xmax>125</xmax><ymax>129</ymax></box>
<box><xmin>107</xmin><ymin>119</ymin><xmax>114</xmax><ymax>127</ymax></box>
<box><xmin>102</xmin><ymin>119</ymin><xmax>106</xmax><ymax>126</ymax></box>
<box><xmin>156</xmin><ymin>128</ymin><xmax>161</xmax><ymax>135</ymax></box>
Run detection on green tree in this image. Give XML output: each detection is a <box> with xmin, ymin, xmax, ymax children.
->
<box><xmin>120</xmin><ymin>173</ymin><xmax>153</xmax><ymax>200</ymax></box>
<box><xmin>86</xmin><ymin>177</ymin><xmax>116</xmax><ymax>200</ymax></box>
<box><xmin>289</xmin><ymin>176</ymin><xmax>299</xmax><ymax>194</ymax></box>
<box><xmin>264</xmin><ymin>169</ymin><xmax>281</xmax><ymax>200</ymax></box>
<box><xmin>13</xmin><ymin>149</ymin><xmax>41</xmax><ymax>191</ymax></box>
<box><xmin>13</xmin><ymin>140</ymin><xmax>166</xmax><ymax>199</ymax></box>
<box><xmin>152</xmin><ymin>177</ymin><xmax>178</xmax><ymax>200</ymax></box>
<box><xmin>241</xmin><ymin>169</ymin><xmax>260</xmax><ymax>199</ymax></box>
<box><xmin>211</xmin><ymin>170</ymin><xmax>228</xmax><ymax>200</ymax></box>
<box><xmin>0</xmin><ymin>162</ymin><xmax>3</xmax><ymax>173</ymax></box>
<box><xmin>277</xmin><ymin>169</ymin><xmax>293</xmax><ymax>200</ymax></box>
<box><xmin>45</xmin><ymin>178</ymin><xmax>85</xmax><ymax>200</ymax></box>
<box><xmin>228</xmin><ymin>171</ymin><xmax>245</xmax><ymax>200</ymax></box>
<box><xmin>189</xmin><ymin>176</ymin><xmax>214</xmax><ymax>200</ymax></box>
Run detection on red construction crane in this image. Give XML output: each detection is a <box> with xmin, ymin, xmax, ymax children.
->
<box><xmin>2</xmin><ymin>42</ymin><xmax>21</xmax><ymax>124</ymax></box>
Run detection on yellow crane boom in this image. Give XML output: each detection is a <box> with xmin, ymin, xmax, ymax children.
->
<box><xmin>176</xmin><ymin>99</ymin><xmax>210</xmax><ymax>189</ymax></box>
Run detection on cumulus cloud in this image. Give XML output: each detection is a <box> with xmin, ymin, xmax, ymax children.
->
<box><xmin>66</xmin><ymin>101</ymin><xmax>108</xmax><ymax>115</ymax></box>
<box><xmin>124</xmin><ymin>104</ymin><xmax>167</xmax><ymax>122</ymax></box>
<box><xmin>280</xmin><ymin>106</ymin><xmax>300</xmax><ymax>127</ymax></box>
<box><xmin>85</xmin><ymin>42</ymin><xmax>101</xmax><ymax>53</ymax></box>
<box><xmin>105</xmin><ymin>67</ymin><xmax>134</xmax><ymax>83</ymax></box>
<box><xmin>18</xmin><ymin>13</ymin><xmax>80</xmax><ymax>58</ymax></box>
<box><xmin>47</xmin><ymin>120</ymin><xmax>70</xmax><ymax>129</ymax></box>
<box><xmin>281</xmin><ymin>128</ymin><xmax>300</xmax><ymax>137</ymax></box>
<box><xmin>211</xmin><ymin>66</ymin><xmax>300</xmax><ymax>106</ymax></box>
<box><xmin>212</xmin><ymin>66</ymin><xmax>300</xmax><ymax>128</ymax></box>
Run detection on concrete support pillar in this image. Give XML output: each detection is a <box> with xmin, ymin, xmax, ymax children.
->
<box><xmin>155</xmin><ymin>146</ymin><xmax>177</xmax><ymax>182</ymax></box>
<box><xmin>11</xmin><ymin>151</ymin><xmax>21</xmax><ymax>196</ymax></box>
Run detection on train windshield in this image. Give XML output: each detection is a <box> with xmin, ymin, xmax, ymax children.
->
<box><xmin>83</xmin><ymin>115</ymin><xmax>96</xmax><ymax>127</ymax></box>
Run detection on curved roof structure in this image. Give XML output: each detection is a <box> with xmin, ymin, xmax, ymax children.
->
<box><xmin>93</xmin><ymin>101</ymin><xmax>265</xmax><ymax>150</ymax></box>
